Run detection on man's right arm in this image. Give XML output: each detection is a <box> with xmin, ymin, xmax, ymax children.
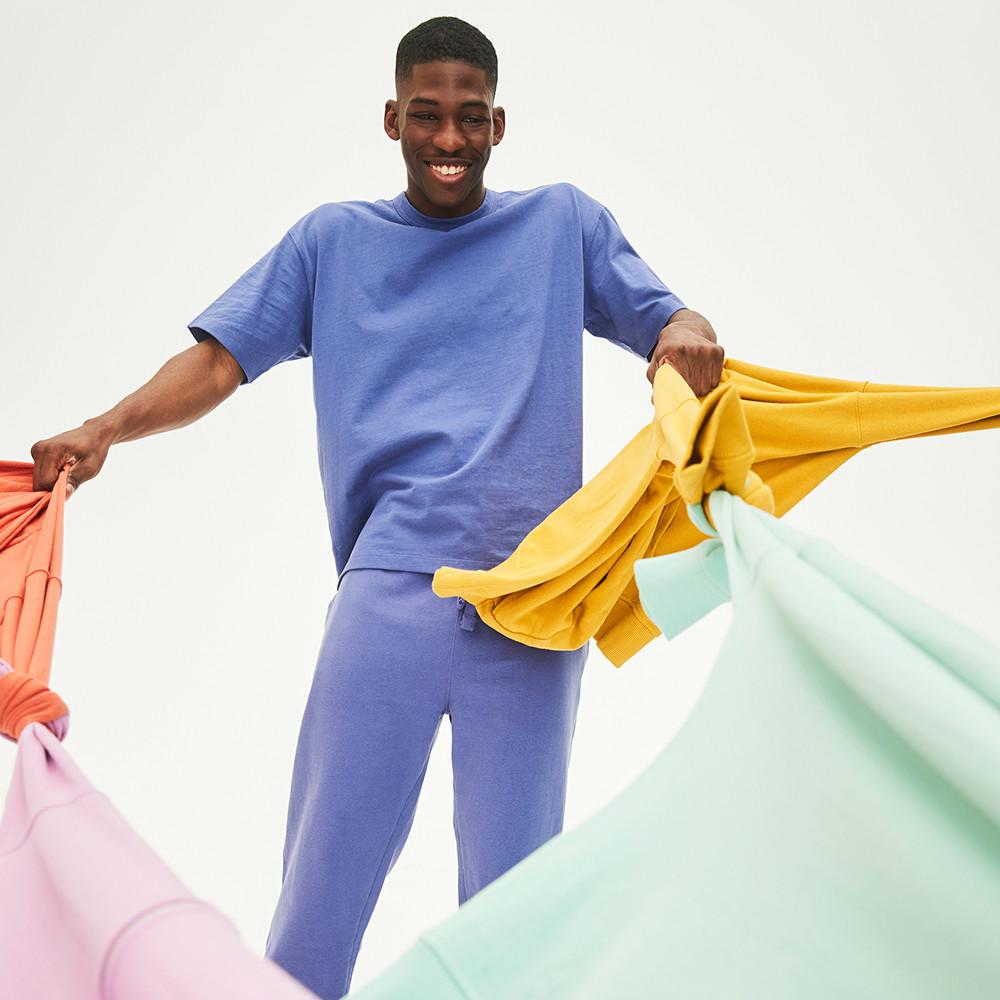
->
<box><xmin>30</xmin><ymin>335</ymin><xmax>246</xmax><ymax>495</ymax></box>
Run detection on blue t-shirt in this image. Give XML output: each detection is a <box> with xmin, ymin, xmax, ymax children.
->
<box><xmin>187</xmin><ymin>182</ymin><xmax>686</xmax><ymax>584</ymax></box>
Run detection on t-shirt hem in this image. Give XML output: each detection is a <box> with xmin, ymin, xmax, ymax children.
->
<box><xmin>188</xmin><ymin>321</ymin><xmax>265</xmax><ymax>384</ymax></box>
<box><xmin>338</xmin><ymin>547</ymin><xmax>511</xmax><ymax>585</ymax></box>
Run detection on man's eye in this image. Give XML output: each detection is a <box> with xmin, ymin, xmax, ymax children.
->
<box><xmin>411</xmin><ymin>114</ymin><xmax>486</xmax><ymax>123</ymax></box>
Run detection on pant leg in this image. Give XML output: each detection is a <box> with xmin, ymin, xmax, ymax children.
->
<box><xmin>264</xmin><ymin>568</ymin><xmax>454</xmax><ymax>1000</ymax></box>
<box><xmin>448</xmin><ymin>595</ymin><xmax>589</xmax><ymax>904</ymax></box>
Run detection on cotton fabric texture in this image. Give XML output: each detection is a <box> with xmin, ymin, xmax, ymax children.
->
<box><xmin>0</xmin><ymin>460</ymin><xmax>70</xmax><ymax>742</ymax></box>
<box><xmin>265</xmin><ymin>567</ymin><xmax>588</xmax><ymax>1000</ymax></box>
<box><xmin>0</xmin><ymin>722</ymin><xmax>323</xmax><ymax>999</ymax></box>
<box><xmin>432</xmin><ymin>358</ymin><xmax>1000</xmax><ymax>666</ymax></box>
<box><xmin>0</xmin><ymin>464</ymin><xmax>321</xmax><ymax>997</ymax></box>
<box><xmin>186</xmin><ymin>183</ymin><xmax>686</xmax><ymax>584</ymax></box>
<box><xmin>349</xmin><ymin>486</ymin><xmax>1000</xmax><ymax>1000</ymax></box>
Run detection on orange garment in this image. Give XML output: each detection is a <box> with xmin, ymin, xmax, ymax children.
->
<box><xmin>0</xmin><ymin>461</ymin><xmax>70</xmax><ymax>741</ymax></box>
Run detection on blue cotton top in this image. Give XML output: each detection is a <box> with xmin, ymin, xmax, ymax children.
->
<box><xmin>187</xmin><ymin>182</ymin><xmax>686</xmax><ymax>584</ymax></box>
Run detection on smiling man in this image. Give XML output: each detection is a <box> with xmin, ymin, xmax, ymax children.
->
<box><xmin>29</xmin><ymin>15</ymin><xmax>723</xmax><ymax>1000</ymax></box>
<box><xmin>391</xmin><ymin>59</ymin><xmax>496</xmax><ymax>218</ymax></box>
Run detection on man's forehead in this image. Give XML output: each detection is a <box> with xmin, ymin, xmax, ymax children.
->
<box><xmin>401</xmin><ymin>61</ymin><xmax>491</xmax><ymax>102</ymax></box>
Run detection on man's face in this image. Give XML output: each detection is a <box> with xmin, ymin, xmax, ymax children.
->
<box><xmin>384</xmin><ymin>60</ymin><xmax>505</xmax><ymax>218</ymax></box>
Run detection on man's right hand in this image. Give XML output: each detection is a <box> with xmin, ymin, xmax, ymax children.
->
<box><xmin>31</xmin><ymin>419</ymin><xmax>116</xmax><ymax>497</ymax></box>
<box><xmin>28</xmin><ymin>338</ymin><xmax>246</xmax><ymax>499</ymax></box>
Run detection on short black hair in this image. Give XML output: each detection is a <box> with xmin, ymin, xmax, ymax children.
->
<box><xmin>395</xmin><ymin>16</ymin><xmax>498</xmax><ymax>99</ymax></box>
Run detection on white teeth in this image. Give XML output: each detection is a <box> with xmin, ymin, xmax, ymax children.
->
<box><xmin>430</xmin><ymin>163</ymin><xmax>467</xmax><ymax>175</ymax></box>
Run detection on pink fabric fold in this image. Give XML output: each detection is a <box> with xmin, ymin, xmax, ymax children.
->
<box><xmin>0</xmin><ymin>721</ymin><xmax>320</xmax><ymax>998</ymax></box>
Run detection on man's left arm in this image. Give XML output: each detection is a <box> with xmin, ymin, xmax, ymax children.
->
<box><xmin>577</xmin><ymin>194</ymin><xmax>725</xmax><ymax>397</ymax></box>
<box><xmin>645</xmin><ymin>307</ymin><xmax>725</xmax><ymax>397</ymax></box>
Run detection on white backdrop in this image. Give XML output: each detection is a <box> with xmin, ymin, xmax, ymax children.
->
<box><xmin>2</xmin><ymin>0</ymin><xmax>998</xmax><ymax>992</ymax></box>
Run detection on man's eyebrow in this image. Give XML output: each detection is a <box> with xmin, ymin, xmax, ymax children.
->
<box><xmin>409</xmin><ymin>97</ymin><xmax>490</xmax><ymax>110</ymax></box>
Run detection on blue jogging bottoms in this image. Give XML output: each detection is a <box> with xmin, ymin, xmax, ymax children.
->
<box><xmin>264</xmin><ymin>567</ymin><xmax>589</xmax><ymax>999</ymax></box>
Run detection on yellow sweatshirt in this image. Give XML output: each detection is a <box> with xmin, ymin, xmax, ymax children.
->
<box><xmin>432</xmin><ymin>357</ymin><xmax>1000</xmax><ymax>666</ymax></box>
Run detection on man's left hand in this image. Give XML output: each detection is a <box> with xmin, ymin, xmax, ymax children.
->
<box><xmin>646</xmin><ymin>309</ymin><xmax>725</xmax><ymax>400</ymax></box>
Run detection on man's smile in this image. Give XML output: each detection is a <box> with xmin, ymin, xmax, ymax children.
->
<box><xmin>425</xmin><ymin>160</ymin><xmax>471</xmax><ymax>182</ymax></box>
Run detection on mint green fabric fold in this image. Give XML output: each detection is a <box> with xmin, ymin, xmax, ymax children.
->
<box><xmin>634</xmin><ymin>534</ymin><xmax>730</xmax><ymax>638</ymax></box>
<box><xmin>352</xmin><ymin>489</ymin><xmax>1000</xmax><ymax>999</ymax></box>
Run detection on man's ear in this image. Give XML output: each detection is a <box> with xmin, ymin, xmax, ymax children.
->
<box><xmin>492</xmin><ymin>105</ymin><xmax>506</xmax><ymax>144</ymax></box>
<box><xmin>384</xmin><ymin>100</ymin><xmax>400</xmax><ymax>140</ymax></box>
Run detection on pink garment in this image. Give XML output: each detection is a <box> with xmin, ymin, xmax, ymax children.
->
<box><xmin>0</xmin><ymin>720</ymin><xmax>320</xmax><ymax>998</ymax></box>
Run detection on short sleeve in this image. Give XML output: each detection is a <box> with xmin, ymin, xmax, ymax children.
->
<box><xmin>187</xmin><ymin>226</ymin><xmax>314</xmax><ymax>385</ymax></box>
<box><xmin>583</xmin><ymin>205</ymin><xmax>686</xmax><ymax>361</ymax></box>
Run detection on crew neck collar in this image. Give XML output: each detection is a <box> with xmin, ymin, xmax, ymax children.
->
<box><xmin>392</xmin><ymin>188</ymin><xmax>496</xmax><ymax>230</ymax></box>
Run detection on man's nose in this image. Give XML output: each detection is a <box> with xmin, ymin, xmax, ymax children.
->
<box><xmin>433</xmin><ymin>120</ymin><xmax>465</xmax><ymax>151</ymax></box>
